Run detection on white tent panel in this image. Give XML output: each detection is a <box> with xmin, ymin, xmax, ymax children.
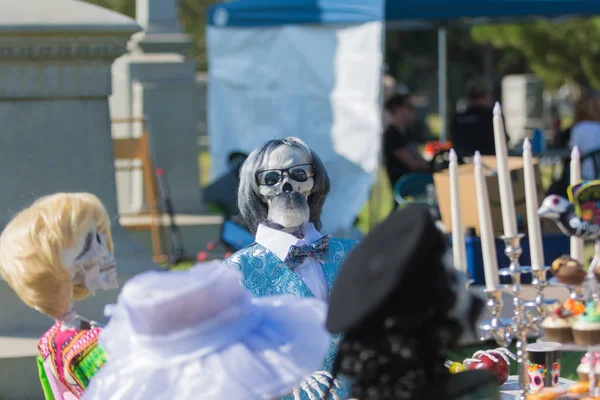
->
<box><xmin>207</xmin><ymin>21</ymin><xmax>383</xmax><ymax>234</ymax></box>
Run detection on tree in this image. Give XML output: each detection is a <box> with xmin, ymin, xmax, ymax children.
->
<box><xmin>471</xmin><ymin>18</ymin><xmax>600</xmax><ymax>90</ymax></box>
<box><xmin>180</xmin><ymin>0</ymin><xmax>215</xmax><ymax>71</ymax></box>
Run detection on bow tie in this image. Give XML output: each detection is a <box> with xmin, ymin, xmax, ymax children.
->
<box><xmin>285</xmin><ymin>236</ymin><xmax>329</xmax><ymax>270</ymax></box>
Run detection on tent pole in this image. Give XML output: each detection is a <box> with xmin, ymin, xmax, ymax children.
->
<box><xmin>438</xmin><ymin>27</ymin><xmax>448</xmax><ymax>143</ymax></box>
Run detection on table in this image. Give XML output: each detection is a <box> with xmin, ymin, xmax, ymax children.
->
<box><xmin>500</xmin><ymin>376</ymin><xmax>574</xmax><ymax>399</ymax></box>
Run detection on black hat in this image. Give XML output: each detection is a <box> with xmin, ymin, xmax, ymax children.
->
<box><xmin>326</xmin><ymin>204</ymin><xmax>446</xmax><ymax>334</ymax></box>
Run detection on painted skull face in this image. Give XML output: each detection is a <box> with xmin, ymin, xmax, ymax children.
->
<box><xmin>257</xmin><ymin>145</ymin><xmax>315</xmax><ymax>204</ymax></box>
<box><xmin>527</xmin><ymin>363</ymin><xmax>546</xmax><ymax>392</ymax></box>
<box><xmin>62</xmin><ymin>220</ymin><xmax>118</xmax><ymax>294</ymax></box>
<box><xmin>551</xmin><ymin>362</ymin><xmax>560</xmax><ymax>386</ymax></box>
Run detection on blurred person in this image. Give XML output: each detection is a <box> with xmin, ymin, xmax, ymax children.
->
<box><xmin>383</xmin><ymin>93</ymin><xmax>431</xmax><ymax>210</ymax></box>
<box><xmin>450</xmin><ymin>78</ymin><xmax>501</xmax><ymax>156</ymax></box>
<box><xmin>549</xmin><ymin>104</ymin><xmax>564</xmax><ymax>148</ymax></box>
<box><xmin>569</xmin><ymin>90</ymin><xmax>600</xmax><ymax>178</ymax></box>
<box><xmin>382</xmin><ymin>74</ymin><xmax>397</xmax><ymax>130</ymax></box>
<box><xmin>408</xmin><ymin>95</ymin><xmax>433</xmax><ymax>144</ymax></box>
<box><xmin>545</xmin><ymin>91</ymin><xmax>600</xmax><ymax>196</ymax></box>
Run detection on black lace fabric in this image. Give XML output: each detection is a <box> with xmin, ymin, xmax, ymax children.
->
<box><xmin>330</xmin><ymin>258</ymin><xmax>465</xmax><ymax>400</ymax></box>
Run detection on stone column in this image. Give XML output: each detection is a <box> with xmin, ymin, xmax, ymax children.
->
<box><xmin>130</xmin><ymin>0</ymin><xmax>192</xmax><ymax>54</ymax></box>
<box><xmin>0</xmin><ymin>0</ymin><xmax>154</xmax><ymax>335</ymax></box>
<box><xmin>111</xmin><ymin>0</ymin><xmax>203</xmax><ymax>215</ymax></box>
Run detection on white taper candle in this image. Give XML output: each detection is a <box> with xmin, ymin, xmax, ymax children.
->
<box><xmin>493</xmin><ymin>103</ymin><xmax>518</xmax><ymax>237</ymax></box>
<box><xmin>570</xmin><ymin>146</ymin><xmax>584</xmax><ymax>262</ymax></box>
<box><xmin>522</xmin><ymin>138</ymin><xmax>545</xmax><ymax>270</ymax></box>
<box><xmin>474</xmin><ymin>151</ymin><xmax>500</xmax><ymax>291</ymax></box>
<box><xmin>449</xmin><ymin>149</ymin><xmax>467</xmax><ymax>273</ymax></box>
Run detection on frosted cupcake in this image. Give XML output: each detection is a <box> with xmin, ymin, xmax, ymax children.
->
<box><xmin>573</xmin><ymin>301</ymin><xmax>600</xmax><ymax>346</ymax></box>
<box><xmin>551</xmin><ymin>255</ymin><xmax>586</xmax><ymax>285</ymax></box>
<box><xmin>577</xmin><ymin>353</ymin><xmax>600</xmax><ymax>382</ymax></box>
<box><xmin>542</xmin><ymin>305</ymin><xmax>576</xmax><ymax>343</ymax></box>
<box><xmin>542</xmin><ymin>299</ymin><xmax>585</xmax><ymax>343</ymax></box>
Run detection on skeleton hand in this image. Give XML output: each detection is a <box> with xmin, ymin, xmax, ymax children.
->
<box><xmin>292</xmin><ymin>371</ymin><xmax>341</xmax><ymax>400</ymax></box>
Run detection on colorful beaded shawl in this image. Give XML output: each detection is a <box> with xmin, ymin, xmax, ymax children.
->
<box><xmin>37</xmin><ymin>321</ymin><xmax>105</xmax><ymax>399</ymax></box>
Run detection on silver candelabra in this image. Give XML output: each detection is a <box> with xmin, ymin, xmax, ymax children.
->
<box><xmin>480</xmin><ymin>234</ymin><xmax>553</xmax><ymax>400</ymax></box>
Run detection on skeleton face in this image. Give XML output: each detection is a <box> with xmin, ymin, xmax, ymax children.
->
<box><xmin>61</xmin><ymin>220</ymin><xmax>118</xmax><ymax>294</ymax></box>
<box><xmin>257</xmin><ymin>145</ymin><xmax>315</xmax><ymax>204</ymax></box>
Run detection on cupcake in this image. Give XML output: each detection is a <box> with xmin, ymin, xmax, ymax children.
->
<box><xmin>577</xmin><ymin>353</ymin><xmax>600</xmax><ymax>382</ymax></box>
<box><xmin>542</xmin><ymin>305</ymin><xmax>576</xmax><ymax>343</ymax></box>
<box><xmin>573</xmin><ymin>302</ymin><xmax>600</xmax><ymax>346</ymax></box>
<box><xmin>551</xmin><ymin>255</ymin><xmax>586</xmax><ymax>285</ymax></box>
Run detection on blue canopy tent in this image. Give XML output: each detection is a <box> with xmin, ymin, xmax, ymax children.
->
<box><xmin>208</xmin><ymin>0</ymin><xmax>384</xmax><ymax>26</ymax></box>
<box><xmin>206</xmin><ymin>0</ymin><xmax>600</xmax><ymax>235</ymax></box>
<box><xmin>386</xmin><ymin>0</ymin><xmax>600</xmax><ymax>20</ymax></box>
<box><xmin>206</xmin><ymin>0</ymin><xmax>386</xmax><ymax>236</ymax></box>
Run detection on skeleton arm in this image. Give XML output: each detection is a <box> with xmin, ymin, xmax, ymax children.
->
<box><xmin>292</xmin><ymin>371</ymin><xmax>341</xmax><ymax>400</ymax></box>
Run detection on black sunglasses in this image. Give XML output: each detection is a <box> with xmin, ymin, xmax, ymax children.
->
<box><xmin>255</xmin><ymin>164</ymin><xmax>314</xmax><ymax>186</ymax></box>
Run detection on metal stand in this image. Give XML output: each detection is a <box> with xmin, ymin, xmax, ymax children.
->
<box><xmin>480</xmin><ymin>234</ymin><xmax>552</xmax><ymax>400</ymax></box>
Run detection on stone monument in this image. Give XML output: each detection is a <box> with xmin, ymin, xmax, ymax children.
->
<box><xmin>111</xmin><ymin>0</ymin><xmax>203</xmax><ymax>215</ymax></box>
<box><xmin>0</xmin><ymin>1</ymin><xmax>151</xmax><ymax>397</ymax></box>
<box><xmin>502</xmin><ymin>74</ymin><xmax>545</xmax><ymax>144</ymax></box>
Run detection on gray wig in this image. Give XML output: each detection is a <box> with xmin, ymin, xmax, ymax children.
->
<box><xmin>238</xmin><ymin>137</ymin><xmax>330</xmax><ymax>235</ymax></box>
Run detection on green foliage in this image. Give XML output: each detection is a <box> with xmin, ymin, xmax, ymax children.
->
<box><xmin>180</xmin><ymin>0</ymin><xmax>215</xmax><ymax>71</ymax></box>
<box><xmin>472</xmin><ymin>18</ymin><xmax>600</xmax><ymax>90</ymax></box>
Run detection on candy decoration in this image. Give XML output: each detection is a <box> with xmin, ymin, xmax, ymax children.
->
<box><xmin>463</xmin><ymin>348</ymin><xmax>517</xmax><ymax>385</ymax></box>
<box><xmin>444</xmin><ymin>361</ymin><xmax>466</xmax><ymax>374</ymax></box>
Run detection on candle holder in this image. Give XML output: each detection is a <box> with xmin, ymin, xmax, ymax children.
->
<box><xmin>466</xmin><ymin>278</ymin><xmax>475</xmax><ymax>290</ymax></box>
<box><xmin>530</xmin><ymin>266</ymin><xmax>553</xmax><ymax>317</ymax></box>
<box><xmin>480</xmin><ymin>288</ymin><xmax>512</xmax><ymax>348</ymax></box>
<box><xmin>480</xmin><ymin>234</ymin><xmax>552</xmax><ymax>400</ymax></box>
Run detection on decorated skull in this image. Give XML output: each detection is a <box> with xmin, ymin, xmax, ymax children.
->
<box><xmin>527</xmin><ymin>362</ymin><xmax>546</xmax><ymax>392</ymax></box>
<box><xmin>62</xmin><ymin>220</ymin><xmax>118</xmax><ymax>294</ymax></box>
<box><xmin>238</xmin><ymin>137</ymin><xmax>330</xmax><ymax>234</ymax></box>
<box><xmin>257</xmin><ymin>145</ymin><xmax>315</xmax><ymax>202</ymax></box>
<box><xmin>257</xmin><ymin>145</ymin><xmax>315</xmax><ymax>228</ymax></box>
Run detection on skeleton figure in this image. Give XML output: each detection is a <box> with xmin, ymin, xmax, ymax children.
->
<box><xmin>0</xmin><ymin>193</ymin><xmax>117</xmax><ymax>399</ymax></box>
<box><xmin>326</xmin><ymin>204</ymin><xmax>495</xmax><ymax>400</ymax></box>
<box><xmin>226</xmin><ymin>137</ymin><xmax>356</xmax><ymax>399</ymax></box>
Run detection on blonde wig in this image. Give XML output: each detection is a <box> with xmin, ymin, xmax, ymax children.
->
<box><xmin>0</xmin><ymin>193</ymin><xmax>113</xmax><ymax>320</ymax></box>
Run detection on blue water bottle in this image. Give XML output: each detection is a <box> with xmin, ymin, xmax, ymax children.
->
<box><xmin>531</xmin><ymin>128</ymin><xmax>546</xmax><ymax>153</ymax></box>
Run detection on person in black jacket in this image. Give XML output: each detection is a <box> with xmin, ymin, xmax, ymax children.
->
<box><xmin>383</xmin><ymin>94</ymin><xmax>432</xmax><ymax>210</ymax></box>
<box><xmin>450</xmin><ymin>79</ymin><xmax>500</xmax><ymax>156</ymax></box>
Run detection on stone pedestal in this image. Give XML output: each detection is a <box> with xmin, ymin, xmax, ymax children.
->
<box><xmin>0</xmin><ymin>0</ymin><xmax>154</xmax><ymax>334</ymax></box>
<box><xmin>502</xmin><ymin>74</ymin><xmax>544</xmax><ymax>144</ymax></box>
<box><xmin>110</xmin><ymin>0</ymin><xmax>203</xmax><ymax>215</ymax></box>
